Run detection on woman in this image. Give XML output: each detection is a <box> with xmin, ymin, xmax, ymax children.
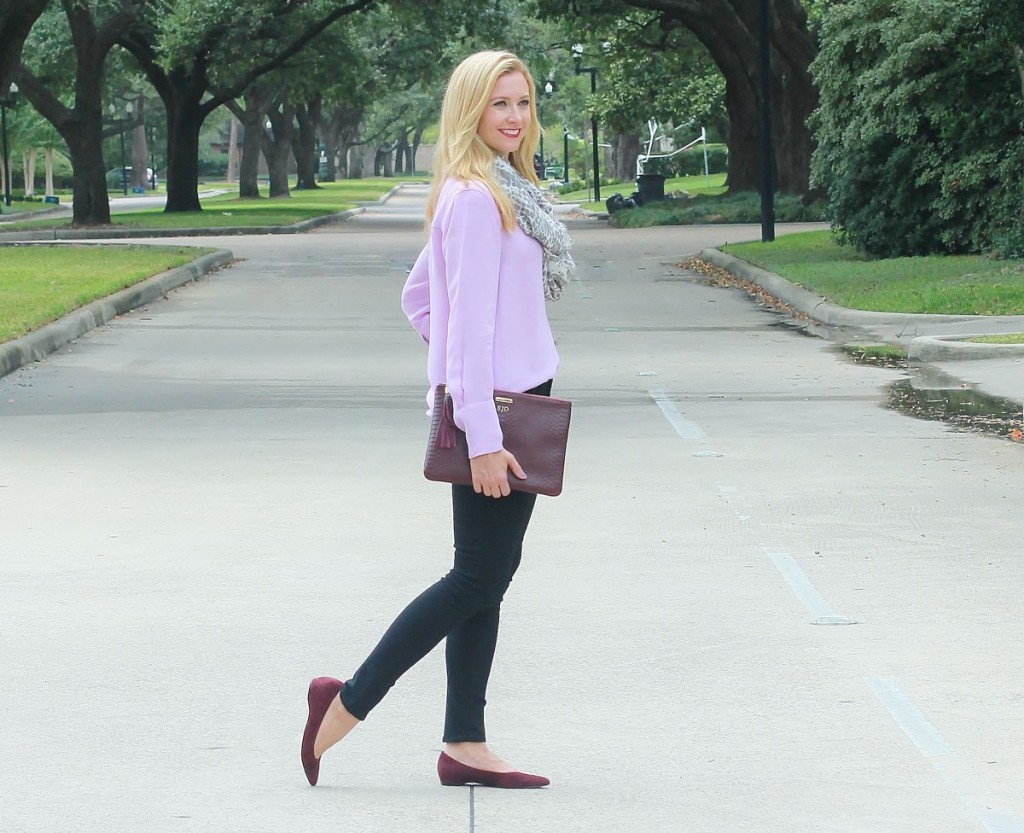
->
<box><xmin>300</xmin><ymin>50</ymin><xmax>574</xmax><ymax>790</ymax></box>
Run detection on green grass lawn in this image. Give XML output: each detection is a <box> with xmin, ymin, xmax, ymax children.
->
<box><xmin>967</xmin><ymin>333</ymin><xmax>1024</xmax><ymax>343</ymax></box>
<box><xmin>722</xmin><ymin>230</ymin><xmax>1024</xmax><ymax>316</ymax></box>
<box><xmin>0</xmin><ymin>244</ymin><xmax>214</xmax><ymax>343</ymax></box>
<box><xmin>5</xmin><ymin>178</ymin><xmax>420</xmax><ymax>231</ymax></box>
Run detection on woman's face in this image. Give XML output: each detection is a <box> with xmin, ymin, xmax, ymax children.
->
<box><xmin>477</xmin><ymin>71</ymin><xmax>531</xmax><ymax>158</ymax></box>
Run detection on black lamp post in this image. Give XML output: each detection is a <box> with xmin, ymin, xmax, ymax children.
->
<box><xmin>149</xmin><ymin>124</ymin><xmax>157</xmax><ymax>190</ymax></box>
<box><xmin>539</xmin><ymin>80</ymin><xmax>555</xmax><ymax>177</ymax></box>
<box><xmin>571</xmin><ymin>43</ymin><xmax>601</xmax><ymax>202</ymax></box>
<box><xmin>124</xmin><ymin>101</ymin><xmax>134</xmax><ymax>193</ymax></box>
<box><xmin>562</xmin><ymin>123</ymin><xmax>570</xmax><ymax>186</ymax></box>
<box><xmin>1</xmin><ymin>82</ymin><xmax>18</xmax><ymax>208</ymax></box>
<box><xmin>758</xmin><ymin>0</ymin><xmax>776</xmax><ymax>242</ymax></box>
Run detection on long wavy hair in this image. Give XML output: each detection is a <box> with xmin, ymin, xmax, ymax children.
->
<box><xmin>426</xmin><ymin>50</ymin><xmax>540</xmax><ymax>232</ymax></box>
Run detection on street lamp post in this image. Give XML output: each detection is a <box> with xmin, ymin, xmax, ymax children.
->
<box><xmin>562</xmin><ymin>123</ymin><xmax>570</xmax><ymax>185</ymax></box>
<box><xmin>571</xmin><ymin>44</ymin><xmax>601</xmax><ymax>203</ymax></box>
<box><xmin>539</xmin><ymin>80</ymin><xmax>555</xmax><ymax>177</ymax></box>
<box><xmin>1</xmin><ymin>82</ymin><xmax>18</xmax><ymax>208</ymax></box>
<box><xmin>149</xmin><ymin>125</ymin><xmax>157</xmax><ymax>190</ymax></box>
<box><xmin>758</xmin><ymin>0</ymin><xmax>776</xmax><ymax>243</ymax></box>
<box><xmin>122</xmin><ymin>102</ymin><xmax>132</xmax><ymax>195</ymax></box>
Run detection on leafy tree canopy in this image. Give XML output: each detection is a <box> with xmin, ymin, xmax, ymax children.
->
<box><xmin>811</xmin><ymin>0</ymin><xmax>1024</xmax><ymax>256</ymax></box>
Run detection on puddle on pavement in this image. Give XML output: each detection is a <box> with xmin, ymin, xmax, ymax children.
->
<box><xmin>885</xmin><ymin>370</ymin><xmax>1023</xmax><ymax>442</ymax></box>
<box><xmin>803</xmin><ymin>329</ymin><xmax>1020</xmax><ymax>442</ymax></box>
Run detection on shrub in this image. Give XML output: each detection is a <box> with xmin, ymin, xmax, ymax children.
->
<box><xmin>674</xmin><ymin>144</ymin><xmax>728</xmax><ymax>177</ymax></box>
<box><xmin>810</xmin><ymin>0</ymin><xmax>1024</xmax><ymax>257</ymax></box>
<box><xmin>607</xmin><ymin>191</ymin><xmax>827</xmax><ymax>228</ymax></box>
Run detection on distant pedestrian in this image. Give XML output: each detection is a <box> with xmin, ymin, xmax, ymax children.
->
<box><xmin>300</xmin><ymin>49</ymin><xmax>574</xmax><ymax>790</ymax></box>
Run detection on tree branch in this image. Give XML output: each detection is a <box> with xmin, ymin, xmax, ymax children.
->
<box><xmin>13</xmin><ymin>64</ymin><xmax>74</xmax><ymax>132</ymax></box>
<box><xmin>201</xmin><ymin>0</ymin><xmax>376</xmax><ymax>115</ymax></box>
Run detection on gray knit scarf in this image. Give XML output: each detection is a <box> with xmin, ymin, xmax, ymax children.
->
<box><xmin>494</xmin><ymin>156</ymin><xmax>575</xmax><ymax>301</ymax></box>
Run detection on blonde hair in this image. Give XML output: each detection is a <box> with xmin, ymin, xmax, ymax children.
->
<box><xmin>426</xmin><ymin>50</ymin><xmax>540</xmax><ymax>231</ymax></box>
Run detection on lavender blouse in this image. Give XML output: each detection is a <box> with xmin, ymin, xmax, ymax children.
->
<box><xmin>401</xmin><ymin>178</ymin><xmax>559</xmax><ymax>458</ymax></box>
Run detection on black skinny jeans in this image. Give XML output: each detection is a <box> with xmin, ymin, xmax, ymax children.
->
<box><xmin>340</xmin><ymin>381</ymin><xmax>550</xmax><ymax>742</ymax></box>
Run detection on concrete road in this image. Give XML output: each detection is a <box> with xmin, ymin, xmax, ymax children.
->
<box><xmin>2</xmin><ymin>186</ymin><xmax>1022</xmax><ymax>833</ymax></box>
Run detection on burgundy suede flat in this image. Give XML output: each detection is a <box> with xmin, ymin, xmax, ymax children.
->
<box><xmin>301</xmin><ymin>677</ymin><xmax>344</xmax><ymax>786</ymax></box>
<box><xmin>437</xmin><ymin>751</ymin><xmax>549</xmax><ymax>789</ymax></box>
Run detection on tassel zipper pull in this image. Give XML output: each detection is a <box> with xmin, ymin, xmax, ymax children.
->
<box><xmin>436</xmin><ymin>392</ymin><xmax>456</xmax><ymax>449</ymax></box>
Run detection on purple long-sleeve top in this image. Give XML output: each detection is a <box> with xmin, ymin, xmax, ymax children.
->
<box><xmin>401</xmin><ymin>178</ymin><xmax>559</xmax><ymax>458</ymax></box>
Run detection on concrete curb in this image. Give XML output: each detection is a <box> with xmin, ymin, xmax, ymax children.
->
<box><xmin>0</xmin><ymin>208</ymin><xmax>365</xmax><ymax>242</ymax></box>
<box><xmin>697</xmin><ymin>249</ymin><xmax>1024</xmax><ymax>367</ymax></box>
<box><xmin>908</xmin><ymin>334</ymin><xmax>1024</xmax><ymax>362</ymax></box>
<box><xmin>373</xmin><ymin>183</ymin><xmax>407</xmax><ymax>203</ymax></box>
<box><xmin>698</xmin><ymin>248</ymin><xmax>986</xmax><ymax>331</ymax></box>
<box><xmin>0</xmin><ymin>248</ymin><xmax>234</xmax><ymax>379</ymax></box>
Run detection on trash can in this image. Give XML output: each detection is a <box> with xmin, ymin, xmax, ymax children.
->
<box><xmin>636</xmin><ymin>173</ymin><xmax>666</xmax><ymax>203</ymax></box>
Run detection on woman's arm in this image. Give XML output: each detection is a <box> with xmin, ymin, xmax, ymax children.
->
<box><xmin>441</xmin><ymin>186</ymin><xmax>504</xmax><ymax>460</ymax></box>
<box><xmin>401</xmin><ymin>246</ymin><xmax>430</xmax><ymax>343</ymax></box>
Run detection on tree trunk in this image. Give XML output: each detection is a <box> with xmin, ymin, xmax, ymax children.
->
<box><xmin>293</xmin><ymin>96</ymin><xmax>321</xmax><ymax>190</ymax></box>
<box><xmin>226</xmin><ymin>117</ymin><xmax>240</xmax><ymax>183</ymax></box>
<box><xmin>119</xmin><ymin>35</ymin><xmax>207</xmax><ymax>211</ymax></box>
<box><xmin>23</xmin><ymin>149</ymin><xmax>37</xmax><ymax>196</ymax></box>
<box><xmin>227</xmin><ymin>93</ymin><xmax>272</xmax><ymax>199</ymax></box>
<box><xmin>723</xmin><ymin>70</ymin><xmax>759</xmax><ymax>192</ymax></box>
<box><xmin>45</xmin><ymin>147</ymin><xmax>54</xmax><ymax>197</ymax></box>
<box><xmin>67</xmin><ymin>126</ymin><xmax>113</xmax><ymax>224</ymax></box>
<box><xmin>611</xmin><ymin>131</ymin><xmax>641</xmax><ymax>181</ymax></box>
<box><xmin>1014</xmin><ymin>44</ymin><xmax>1024</xmax><ymax>225</ymax></box>
<box><xmin>164</xmin><ymin>92</ymin><xmax>205</xmax><ymax>211</ymax></box>
<box><xmin>411</xmin><ymin>127</ymin><xmax>424</xmax><ymax>176</ymax></box>
<box><xmin>339</xmin><ymin>137</ymin><xmax>357</xmax><ymax>178</ymax></box>
<box><xmin>322</xmin><ymin>124</ymin><xmax>340</xmax><ymax>182</ymax></box>
<box><xmin>351</xmin><ymin>142</ymin><xmax>374</xmax><ymax>179</ymax></box>
<box><xmin>238</xmin><ymin>115</ymin><xmax>262</xmax><ymax>198</ymax></box>
<box><xmin>394</xmin><ymin>131</ymin><xmax>410</xmax><ymax>175</ymax></box>
<box><xmin>767</xmin><ymin>0</ymin><xmax>817</xmax><ymax>193</ymax></box>
<box><xmin>130</xmin><ymin>95</ymin><xmax>147</xmax><ymax>189</ymax></box>
<box><xmin>262</xmin><ymin>99</ymin><xmax>294</xmax><ymax>198</ymax></box>
<box><xmin>376</xmin><ymin>145</ymin><xmax>394</xmax><ymax>177</ymax></box>
<box><xmin>16</xmin><ymin>70</ymin><xmax>112</xmax><ymax>224</ymax></box>
<box><xmin>628</xmin><ymin>0</ymin><xmax>816</xmax><ymax>194</ymax></box>
<box><xmin>328</xmin><ymin>104</ymin><xmax>363</xmax><ymax>179</ymax></box>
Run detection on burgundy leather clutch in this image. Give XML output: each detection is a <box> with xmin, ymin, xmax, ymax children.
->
<box><xmin>424</xmin><ymin>385</ymin><xmax>572</xmax><ymax>497</ymax></box>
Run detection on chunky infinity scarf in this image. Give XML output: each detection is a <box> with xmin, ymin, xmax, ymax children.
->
<box><xmin>494</xmin><ymin>156</ymin><xmax>575</xmax><ymax>301</ymax></box>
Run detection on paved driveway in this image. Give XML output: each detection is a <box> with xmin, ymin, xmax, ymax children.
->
<box><xmin>2</xmin><ymin>186</ymin><xmax>1022</xmax><ymax>833</ymax></box>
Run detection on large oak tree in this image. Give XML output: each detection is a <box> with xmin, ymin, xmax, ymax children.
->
<box><xmin>118</xmin><ymin>0</ymin><xmax>375</xmax><ymax>212</ymax></box>
<box><xmin>541</xmin><ymin>0</ymin><xmax>818</xmax><ymax>194</ymax></box>
<box><xmin>15</xmin><ymin>1</ymin><xmax>139</xmax><ymax>225</ymax></box>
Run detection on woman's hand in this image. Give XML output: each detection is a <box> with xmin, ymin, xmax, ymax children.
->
<box><xmin>470</xmin><ymin>449</ymin><xmax>526</xmax><ymax>498</ymax></box>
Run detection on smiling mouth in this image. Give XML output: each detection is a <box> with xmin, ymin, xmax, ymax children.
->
<box><xmin>499</xmin><ymin>129</ymin><xmax>521</xmax><ymax>137</ymax></box>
